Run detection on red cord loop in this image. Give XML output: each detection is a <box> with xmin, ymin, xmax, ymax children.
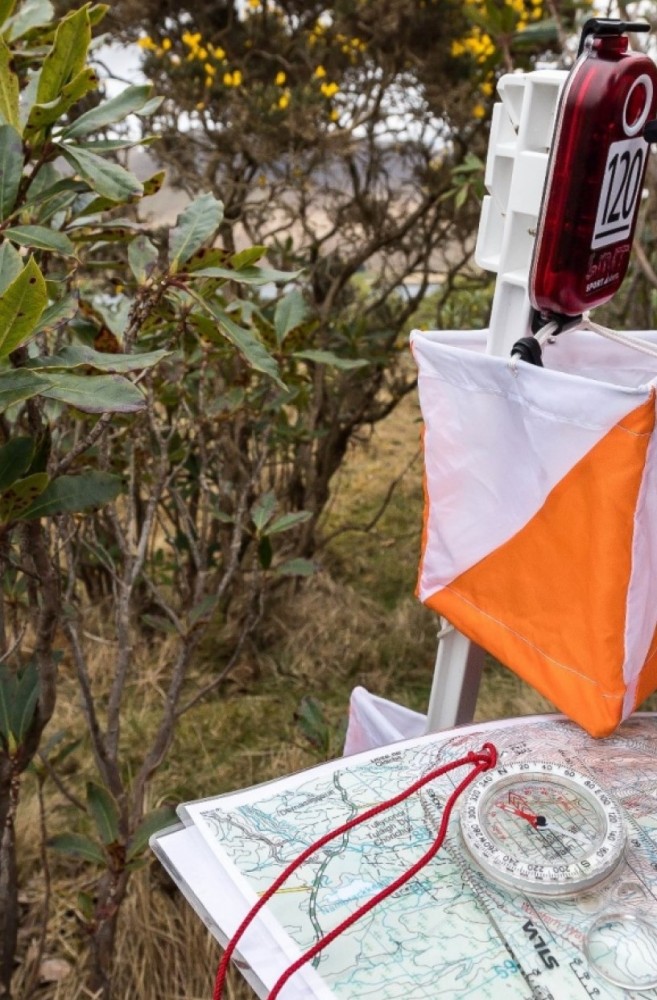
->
<box><xmin>213</xmin><ymin>741</ymin><xmax>498</xmax><ymax>1000</ymax></box>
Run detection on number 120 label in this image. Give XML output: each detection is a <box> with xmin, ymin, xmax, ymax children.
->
<box><xmin>592</xmin><ymin>137</ymin><xmax>647</xmax><ymax>249</ymax></box>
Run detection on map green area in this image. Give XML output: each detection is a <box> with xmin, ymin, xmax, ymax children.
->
<box><xmin>179</xmin><ymin>716</ymin><xmax>657</xmax><ymax>999</ymax></box>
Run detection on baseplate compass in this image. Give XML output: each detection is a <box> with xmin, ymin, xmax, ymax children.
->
<box><xmin>459</xmin><ymin>761</ymin><xmax>627</xmax><ymax>898</ymax></box>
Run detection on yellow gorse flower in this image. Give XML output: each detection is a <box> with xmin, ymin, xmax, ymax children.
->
<box><xmin>314</xmin><ymin>65</ymin><xmax>327</xmax><ymax>79</ymax></box>
<box><xmin>278</xmin><ymin>91</ymin><xmax>290</xmax><ymax>109</ymax></box>
<box><xmin>320</xmin><ymin>81</ymin><xmax>339</xmax><ymax>98</ymax></box>
<box><xmin>275</xmin><ymin>71</ymin><xmax>286</xmax><ymax>86</ymax></box>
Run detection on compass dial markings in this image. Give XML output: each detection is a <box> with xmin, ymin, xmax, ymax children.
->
<box><xmin>459</xmin><ymin>762</ymin><xmax>627</xmax><ymax>897</ymax></box>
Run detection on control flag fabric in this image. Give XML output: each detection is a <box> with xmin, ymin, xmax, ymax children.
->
<box><xmin>411</xmin><ymin>328</ymin><xmax>657</xmax><ymax>738</ymax></box>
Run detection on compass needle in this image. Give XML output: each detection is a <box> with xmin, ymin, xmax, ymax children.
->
<box><xmin>460</xmin><ymin>762</ymin><xmax>627</xmax><ymax>898</ymax></box>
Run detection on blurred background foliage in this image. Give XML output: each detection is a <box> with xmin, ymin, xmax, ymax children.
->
<box><xmin>8</xmin><ymin>0</ymin><xmax>657</xmax><ymax>998</ymax></box>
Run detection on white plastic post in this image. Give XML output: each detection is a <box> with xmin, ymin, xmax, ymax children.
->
<box><xmin>425</xmin><ymin>69</ymin><xmax>568</xmax><ymax>733</ymax></box>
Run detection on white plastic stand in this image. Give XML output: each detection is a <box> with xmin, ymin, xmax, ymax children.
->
<box><xmin>425</xmin><ymin>68</ymin><xmax>568</xmax><ymax>732</ymax></box>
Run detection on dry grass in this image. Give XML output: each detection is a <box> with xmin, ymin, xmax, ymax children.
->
<box><xmin>15</xmin><ymin>385</ymin><xmax>656</xmax><ymax>999</ymax></box>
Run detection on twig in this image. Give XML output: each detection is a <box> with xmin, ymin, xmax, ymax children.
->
<box><xmin>21</xmin><ymin>776</ymin><xmax>52</xmax><ymax>1000</ymax></box>
<box><xmin>633</xmin><ymin>238</ymin><xmax>657</xmax><ymax>290</ymax></box>
<box><xmin>54</xmin><ymin>412</ymin><xmax>113</xmax><ymax>476</ymax></box>
<box><xmin>0</xmin><ymin>625</ymin><xmax>28</xmax><ymax>665</ymax></box>
<box><xmin>318</xmin><ymin>448</ymin><xmax>421</xmax><ymax>548</ymax></box>
<box><xmin>36</xmin><ymin>753</ymin><xmax>87</xmax><ymax>813</ymax></box>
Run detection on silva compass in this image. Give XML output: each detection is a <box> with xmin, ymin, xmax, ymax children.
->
<box><xmin>459</xmin><ymin>761</ymin><xmax>627</xmax><ymax>898</ymax></box>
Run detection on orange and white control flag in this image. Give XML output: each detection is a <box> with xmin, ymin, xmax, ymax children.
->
<box><xmin>411</xmin><ymin>328</ymin><xmax>657</xmax><ymax>738</ymax></box>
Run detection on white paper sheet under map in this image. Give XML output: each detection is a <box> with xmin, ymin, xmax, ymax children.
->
<box><xmin>177</xmin><ymin>714</ymin><xmax>657</xmax><ymax>999</ymax></box>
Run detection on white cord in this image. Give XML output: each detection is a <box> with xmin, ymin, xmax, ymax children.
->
<box><xmin>582</xmin><ymin>316</ymin><xmax>657</xmax><ymax>360</ymax></box>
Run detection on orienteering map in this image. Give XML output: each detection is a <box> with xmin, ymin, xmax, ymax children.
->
<box><xmin>180</xmin><ymin>715</ymin><xmax>657</xmax><ymax>999</ymax></box>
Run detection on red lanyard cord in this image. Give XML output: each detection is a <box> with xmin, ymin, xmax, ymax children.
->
<box><xmin>213</xmin><ymin>741</ymin><xmax>497</xmax><ymax>1000</ymax></box>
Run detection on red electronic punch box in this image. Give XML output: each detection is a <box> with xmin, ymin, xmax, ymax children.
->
<box><xmin>530</xmin><ymin>20</ymin><xmax>657</xmax><ymax>318</ymax></box>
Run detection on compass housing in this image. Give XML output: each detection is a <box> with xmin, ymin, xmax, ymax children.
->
<box><xmin>459</xmin><ymin>761</ymin><xmax>627</xmax><ymax>898</ymax></box>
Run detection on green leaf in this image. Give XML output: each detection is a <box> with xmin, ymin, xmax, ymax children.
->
<box><xmin>0</xmin><ymin>472</ymin><xmax>49</xmax><ymax>523</ymax></box>
<box><xmin>0</xmin><ymin>38</ymin><xmax>19</xmax><ymax>127</ymax></box>
<box><xmin>275</xmin><ymin>557</ymin><xmax>316</xmax><ymax>577</ymax></box>
<box><xmin>36</xmin><ymin>371</ymin><xmax>146</xmax><ymax>412</ymax></box>
<box><xmin>27</xmin><ymin>426</ymin><xmax>50</xmax><ymax>474</ymax></box>
<box><xmin>0</xmin><ymin>257</ymin><xmax>48</xmax><ymax>358</ymax></box>
<box><xmin>23</xmin><ymin>171</ymin><xmax>86</xmax><ymax>208</ymax></box>
<box><xmin>250</xmin><ymin>491</ymin><xmax>276</xmax><ymax>532</ymax></box>
<box><xmin>265</xmin><ymin>510</ymin><xmax>312</xmax><ymax>535</ymax></box>
<box><xmin>26</xmin><ymin>66</ymin><xmax>99</xmax><ymax>133</ymax></box>
<box><xmin>191</xmin><ymin>265</ymin><xmax>301</xmax><ymax>285</ymax></box>
<box><xmin>274</xmin><ymin>289</ymin><xmax>308</xmax><ymax>345</ymax></box>
<box><xmin>0</xmin><ymin>437</ymin><xmax>34</xmax><ymax>491</ymax></box>
<box><xmin>88</xmin><ymin>4</ymin><xmax>108</xmax><ymax>28</ymax></box>
<box><xmin>0</xmin><ymin>125</ymin><xmax>23</xmax><ymax>218</ymax></box>
<box><xmin>258</xmin><ymin>534</ymin><xmax>273</xmax><ymax>569</ymax></box>
<box><xmin>4</xmin><ymin>226</ymin><xmax>76</xmax><ymax>256</ymax></box>
<box><xmin>169</xmin><ymin>193</ymin><xmax>224</xmax><ymax>272</ymax></box>
<box><xmin>32</xmin><ymin>294</ymin><xmax>77</xmax><ymax>335</ymax></box>
<box><xmin>294</xmin><ymin>696</ymin><xmax>329</xmax><ymax>751</ymax></box>
<box><xmin>0</xmin><ymin>369</ymin><xmax>43</xmax><ymax>410</ymax></box>
<box><xmin>0</xmin><ymin>242</ymin><xmax>23</xmax><ymax>295</ymax></box>
<box><xmin>79</xmin><ymin>137</ymin><xmax>152</xmax><ymax>153</ymax></box>
<box><xmin>0</xmin><ymin>667</ymin><xmax>17</xmax><ymax>742</ymax></box>
<box><xmin>128</xmin><ymin>234</ymin><xmax>159</xmax><ymax>284</ymax></box>
<box><xmin>87</xmin><ymin>781</ymin><xmax>120</xmax><ymax>846</ymax></box>
<box><xmin>7</xmin><ymin>0</ymin><xmax>53</xmax><ymax>39</ymax></box>
<box><xmin>185</xmin><ymin>247</ymin><xmax>224</xmax><ymax>272</ymax></box>
<box><xmin>513</xmin><ymin>17</ymin><xmax>559</xmax><ymax>47</ymax></box>
<box><xmin>62</xmin><ymin>84</ymin><xmax>155</xmax><ymax>139</ymax></box>
<box><xmin>230</xmin><ymin>245</ymin><xmax>266</xmax><ymax>269</ymax></box>
<box><xmin>36</xmin><ymin>6</ymin><xmax>90</xmax><ymax>106</ymax></box>
<box><xmin>49</xmin><ymin>832</ymin><xmax>105</xmax><ymax>865</ymax></box>
<box><xmin>77</xmin><ymin>890</ymin><xmax>95</xmax><ymax>921</ymax></box>
<box><xmin>12</xmin><ymin>660</ymin><xmax>39</xmax><ymax>740</ymax></box>
<box><xmin>139</xmin><ymin>613</ymin><xmax>178</xmax><ymax>635</ymax></box>
<box><xmin>188</xmin><ymin>595</ymin><xmax>217</xmax><ymax>627</ymax></box>
<box><xmin>193</xmin><ymin>296</ymin><xmax>285</xmax><ymax>388</ymax></box>
<box><xmin>293</xmin><ymin>349</ymin><xmax>368</xmax><ymax>370</ymax></box>
<box><xmin>21</xmin><ymin>471</ymin><xmax>122</xmax><ymax>519</ymax></box>
<box><xmin>61</xmin><ymin>144</ymin><xmax>143</xmax><ymax>201</ymax></box>
<box><xmin>126</xmin><ymin>806</ymin><xmax>177</xmax><ymax>861</ymax></box>
<box><xmin>142</xmin><ymin>170</ymin><xmax>165</xmax><ymax>197</ymax></box>
<box><xmin>0</xmin><ymin>1</ymin><xmax>17</xmax><ymax>29</ymax></box>
<box><xmin>30</xmin><ymin>345</ymin><xmax>168</xmax><ymax>374</ymax></box>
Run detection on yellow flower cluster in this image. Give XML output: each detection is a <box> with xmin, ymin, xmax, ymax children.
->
<box><xmin>182</xmin><ymin>31</ymin><xmax>226</xmax><ymax>63</ymax></box>
<box><xmin>451</xmin><ymin>27</ymin><xmax>495</xmax><ymax>65</ymax></box>
<box><xmin>313</xmin><ymin>65</ymin><xmax>339</xmax><ymax>100</ymax></box>
<box><xmin>335</xmin><ymin>32</ymin><xmax>367</xmax><ymax>59</ymax></box>
<box><xmin>308</xmin><ymin>19</ymin><xmax>326</xmax><ymax>47</ymax></box>
<box><xmin>223</xmin><ymin>70</ymin><xmax>242</xmax><ymax>87</ymax></box>
<box><xmin>137</xmin><ymin>22</ymin><xmax>345</xmax><ymax>124</ymax></box>
<box><xmin>452</xmin><ymin>0</ymin><xmax>545</xmax><ymax>65</ymax></box>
